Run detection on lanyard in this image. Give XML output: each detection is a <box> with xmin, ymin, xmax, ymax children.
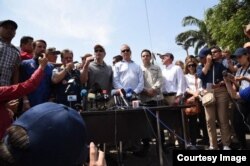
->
<box><xmin>239</xmin><ymin>64</ymin><xmax>250</xmax><ymax>86</ymax></box>
<box><xmin>239</xmin><ymin>64</ymin><xmax>250</xmax><ymax>76</ymax></box>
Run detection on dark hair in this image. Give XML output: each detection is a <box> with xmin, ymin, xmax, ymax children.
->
<box><xmin>165</xmin><ymin>53</ymin><xmax>174</xmax><ymax>61</ymax></box>
<box><xmin>141</xmin><ymin>49</ymin><xmax>152</xmax><ymax>57</ymax></box>
<box><xmin>184</xmin><ymin>57</ymin><xmax>198</xmax><ymax>74</ymax></box>
<box><xmin>113</xmin><ymin>55</ymin><xmax>123</xmax><ymax>63</ymax></box>
<box><xmin>32</xmin><ymin>39</ymin><xmax>47</xmax><ymax>48</ymax></box>
<box><xmin>185</xmin><ymin>55</ymin><xmax>195</xmax><ymax>63</ymax></box>
<box><xmin>20</xmin><ymin>36</ymin><xmax>33</xmax><ymax>47</ymax></box>
<box><xmin>210</xmin><ymin>46</ymin><xmax>221</xmax><ymax>52</ymax></box>
<box><xmin>61</xmin><ymin>49</ymin><xmax>73</xmax><ymax>59</ymax></box>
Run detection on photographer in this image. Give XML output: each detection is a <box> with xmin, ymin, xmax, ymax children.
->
<box><xmin>197</xmin><ymin>47</ymin><xmax>231</xmax><ymax>150</ymax></box>
<box><xmin>51</xmin><ymin>49</ymin><xmax>83</xmax><ymax>109</ymax></box>
<box><xmin>224</xmin><ymin>48</ymin><xmax>250</xmax><ymax>149</ymax></box>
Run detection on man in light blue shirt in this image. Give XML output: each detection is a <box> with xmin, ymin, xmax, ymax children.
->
<box><xmin>113</xmin><ymin>44</ymin><xmax>144</xmax><ymax>94</ymax></box>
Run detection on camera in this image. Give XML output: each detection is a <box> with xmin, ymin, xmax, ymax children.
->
<box><xmin>222</xmin><ymin>70</ymin><xmax>234</xmax><ymax>80</ymax></box>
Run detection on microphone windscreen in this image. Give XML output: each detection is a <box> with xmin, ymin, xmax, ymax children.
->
<box><xmin>120</xmin><ymin>89</ymin><xmax>126</xmax><ymax>97</ymax></box>
<box><xmin>87</xmin><ymin>93</ymin><xmax>96</xmax><ymax>100</ymax></box>
<box><xmin>111</xmin><ymin>89</ymin><xmax>118</xmax><ymax>96</ymax></box>
<box><xmin>80</xmin><ymin>89</ymin><xmax>88</xmax><ymax>97</ymax></box>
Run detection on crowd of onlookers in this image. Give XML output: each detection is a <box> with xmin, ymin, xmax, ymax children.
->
<box><xmin>1</xmin><ymin>19</ymin><xmax>250</xmax><ymax>165</ymax></box>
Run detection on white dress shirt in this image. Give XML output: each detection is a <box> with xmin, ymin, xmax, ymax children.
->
<box><xmin>162</xmin><ymin>64</ymin><xmax>186</xmax><ymax>96</ymax></box>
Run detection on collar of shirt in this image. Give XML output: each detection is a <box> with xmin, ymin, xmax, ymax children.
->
<box><xmin>92</xmin><ymin>61</ymin><xmax>106</xmax><ymax>67</ymax></box>
<box><xmin>141</xmin><ymin>63</ymin><xmax>152</xmax><ymax>69</ymax></box>
<box><xmin>165</xmin><ymin>63</ymin><xmax>174</xmax><ymax>69</ymax></box>
<box><xmin>0</xmin><ymin>37</ymin><xmax>19</xmax><ymax>50</ymax></box>
<box><xmin>122</xmin><ymin>60</ymin><xmax>134</xmax><ymax>63</ymax></box>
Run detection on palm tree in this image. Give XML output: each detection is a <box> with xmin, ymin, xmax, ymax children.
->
<box><xmin>175</xmin><ymin>16</ymin><xmax>216</xmax><ymax>55</ymax></box>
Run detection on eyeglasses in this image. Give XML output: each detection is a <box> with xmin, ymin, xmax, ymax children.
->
<box><xmin>95</xmin><ymin>49</ymin><xmax>104</xmax><ymax>53</ymax></box>
<box><xmin>188</xmin><ymin>64</ymin><xmax>196</xmax><ymax>68</ymax></box>
<box><xmin>121</xmin><ymin>49</ymin><xmax>130</xmax><ymax>53</ymax></box>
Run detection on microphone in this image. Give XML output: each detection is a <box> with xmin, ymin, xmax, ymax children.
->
<box><xmin>80</xmin><ymin>89</ymin><xmax>88</xmax><ymax>97</ymax></box>
<box><xmin>111</xmin><ymin>89</ymin><xmax>119</xmax><ymax>96</ymax></box>
<box><xmin>80</xmin><ymin>89</ymin><xmax>88</xmax><ymax>111</ymax></box>
<box><xmin>119</xmin><ymin>89</ymin><xmax>129</xmax><ymax>107</ymax></box>
<box><xmin>64</xmin><ymin>78</ymin><xmax>75</xmax><ymax>94</ymax></box>
<box><xmin>111</xmin><ymin>89</ymin><xmax>120</xmax><ymax>106</ymax></box>
<box><xmin>87</xmin><ymin>89</ymin><xmax>96</xmax><ymax>109</ymax></box>
<box><xmin>126</xmin><ymin>88</ymin><xmax>138</xmax><ymax>101</ymax></box>
<box><xmin>125</xmin><ymin>88</ymin><xmax>133</xmax><ymax>99</ymax></box>
<box><xmin>102</xmin><ymin>90</ymin><xmax>109</xmax><ymax>101</ymax></box>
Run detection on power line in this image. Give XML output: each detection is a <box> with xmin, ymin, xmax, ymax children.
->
<box><xmin>144</xmin><ymin>0</ymin><xmax>156</xmax><ymax>62</ymax></box>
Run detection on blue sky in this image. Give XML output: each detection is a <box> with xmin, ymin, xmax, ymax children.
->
<box><xmin>0</xmin><ymin>0</ymin><xmax>218</xmax><ymax>66</ymax></box>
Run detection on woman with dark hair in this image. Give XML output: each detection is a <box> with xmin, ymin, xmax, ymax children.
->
<box><xmin>184</xmin><ymin>57</ymin><xmax>208</xmax><ymax>145</ymax></box>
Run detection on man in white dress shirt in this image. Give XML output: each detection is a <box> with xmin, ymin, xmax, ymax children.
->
<box><xmin>113</xmin><ymin>44</ymin><xmax>144</xmax><ymax>95</ymax></box>
<box><xmin>160</xmin><ymin>53</ymin><xmax>186</xmax><ymax>105</ymax></box>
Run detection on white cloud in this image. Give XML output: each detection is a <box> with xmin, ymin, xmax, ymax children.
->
<box><xmin>2</xmin><ymin>0</ymin><xmax>115</xmax><ymax>45</ymax></box>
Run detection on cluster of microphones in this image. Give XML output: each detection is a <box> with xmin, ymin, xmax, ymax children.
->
<box><xmin>79</xmin><ymin>83</ymin><xmax>139</xmax><ymax>111</ymax></box>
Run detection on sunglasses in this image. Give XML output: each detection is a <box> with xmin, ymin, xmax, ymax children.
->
<box><xmin>121</xmin><ymin>49</ymin><xmax>130</xmax><ymax>53</ymax></box>
<box><xmin>188</xmin><ymin>64</ymin><xmax>196</xmax><ymax>68</ymax></box>
<box><xmin>95</xmin><ymin>49</ymin><xmax>104</xmax><ymax>53</ymax></box>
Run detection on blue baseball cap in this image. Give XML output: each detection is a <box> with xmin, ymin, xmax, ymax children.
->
<box><xmin>5</xmin><ymin>102</ymin><xmax>87</xmax><ymax>166</ymax></box>
<box><xmin>198</xmin><ymin>48</ymin><xmax>211</xmax><ymax>58</ymax></box>
<box><xmin>233</xmin><ymin>48</ymin><xmax>248</xmax><ymax>57</ymax></box>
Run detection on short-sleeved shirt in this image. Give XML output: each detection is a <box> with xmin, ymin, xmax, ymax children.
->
<box><xmin>20</xmin><ymin>58</ymin><xmax>53</xmax><ymax>106</ymax></box>
<box><xmin>0</xmin><ymin>38</ymin><xmax>20</xmax><ymax>86</ymax></box>
<box><xmin>52</xmin><ymin>67</ymin><xmax>82</xmax><ymax>107</ymax></box>
<box><xmin>87</xmin><ymin>61</ymin><xmax>113</xmax><ymax>94</ymax></box>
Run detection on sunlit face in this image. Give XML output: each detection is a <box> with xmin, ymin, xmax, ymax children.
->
<box><xmin>141</xmin><ymin>51</ymin><xmax>151</xmax><ymax>65</ymax></box>
<box><xmin>237</xmin><ymin>54</ymin><xmax>248</xmax><ymax>66</ymax></box>
<box><xmin>120</xmin><ymin>44</ymin><xmax>131</xmax><ymax>61</ymax></box>
<box><xmin>34</xmin><ymin>41</ymin><xmax>46</xmax><ymax>56</ymax></box>
<box><xmin>187</xmin><ymin>62</ymin><xmax>196</xmax><ymax>73</ymax></box>
<box><xmin>47</xmin><ymin>53</ymin><xmax>58</xmax><ymax>63</ymax></box>
<box><xmin>161</xmin><ymin>55</ymin><xmax>172</xmax><ymax>66</ymax></box>
<box><xmin>22</xmin><ymin>39</ymin><xmax>33</xmax><ymax>53</ymax></box>
<box><xmin>222</xmin><ymin>51</ymin><xmax>230</xmax><ymax>59</ymax></box>
<box><xmin>62</xmin><ymin>52</ymin><xmax>73</xmax><ymax>65</ymax></box>
<box><xmin>0</xmin><ymin>24</ymin><xmax>16</xmax><ymax>41</ymax></box>
<box><xmin>94</xmin><ymin>47</ymin><xmax>105</xmax><ymax>61</ymax></box>
<box><xmin>211</xmin><ymin>48</ymin><xmax>222</xmax><ymax>60</ymax></box>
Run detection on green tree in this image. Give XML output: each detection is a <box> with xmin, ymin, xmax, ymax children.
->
<box><xmin>206</xmin><ymin>0</ymin><xmax>250</xmax><ymax>51</ymax></box>
<box><xmin>175</xmin><ymin>16</ymin><xmax>215</xmax><ymax>55</ymax></box>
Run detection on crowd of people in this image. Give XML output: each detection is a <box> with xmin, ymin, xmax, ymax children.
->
<box><xmin>0</xmin><ymin>18</ymin><xmax>250</xmax><ymax>165</ymax></box>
